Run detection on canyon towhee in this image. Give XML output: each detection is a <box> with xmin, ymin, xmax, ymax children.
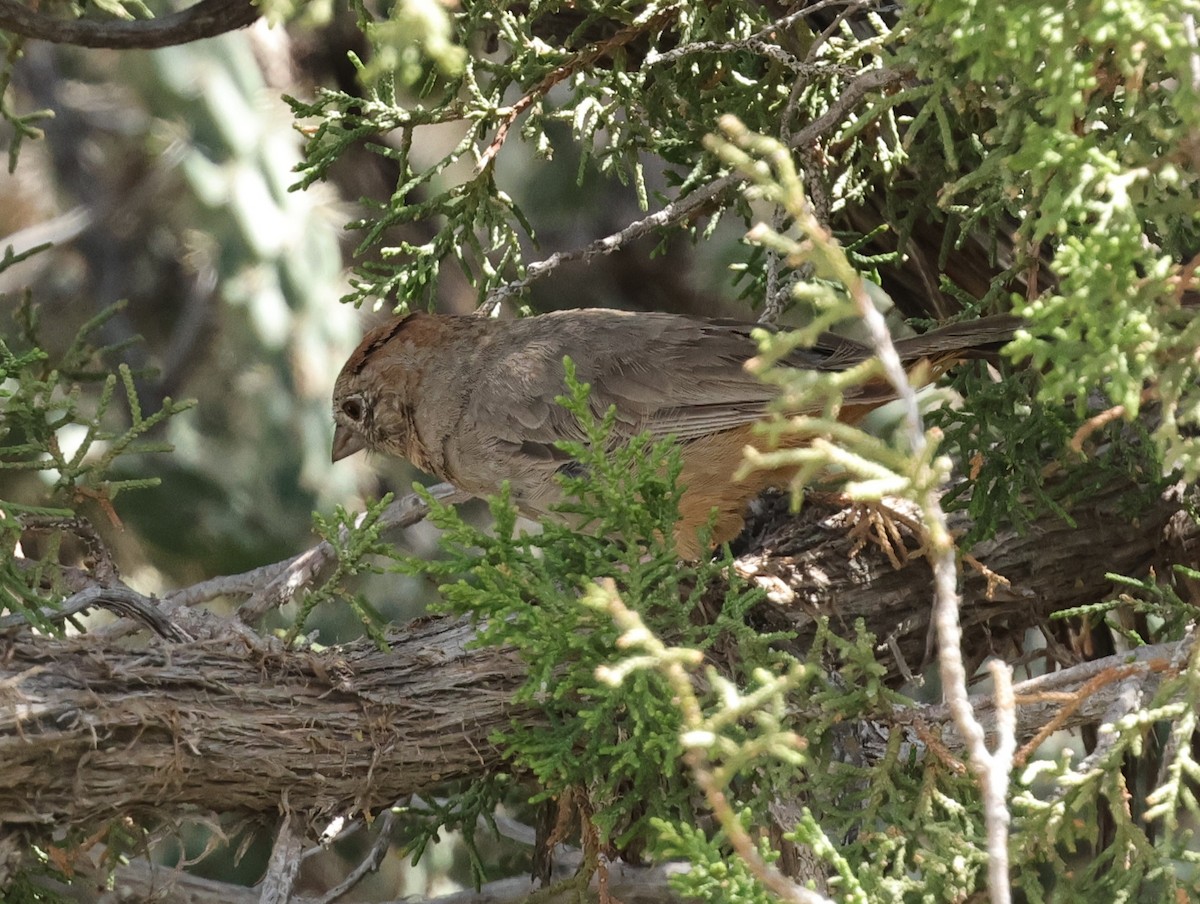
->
<box><xmin>332</xmin><ymin>308</ymin><xmax>1021</xmax><ymax>557</ymax></box>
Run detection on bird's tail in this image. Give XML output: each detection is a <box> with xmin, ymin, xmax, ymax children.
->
<box><xmin>893</xmin><ymin>314</ymin><xmax>1025</xmax><ymax>364</ymax></box>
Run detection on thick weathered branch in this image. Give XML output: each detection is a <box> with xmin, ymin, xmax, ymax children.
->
<box><xmin>2</xmin><ymin>478</ymin><xmax>1194</xmax><ymax>843</ymax></box>
<box><xmin>1</xmin><ymin>613</ymin><xmax>520</xmax><ymax>829</ymax></box>
<box><xmin>0</xmin><ymin>0</ymin><xmax>258</xmax><ymax>49</ymax></box>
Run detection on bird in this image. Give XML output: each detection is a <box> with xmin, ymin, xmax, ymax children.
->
<box><xmin>331</xmin><ymin>308</ymin><xmax>1022</xmax><ymax>558</ymax></box>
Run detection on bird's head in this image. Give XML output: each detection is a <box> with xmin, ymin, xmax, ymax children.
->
<box><xmin>331</xmin><ymin>313</ymin><xmax>434</xmax><ymax>464</ymax></box>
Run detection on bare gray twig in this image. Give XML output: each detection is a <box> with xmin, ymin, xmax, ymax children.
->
<box><xmin>788</xmin><ymin>66</ymin><xmax>907</xmax><ymax>152</ymax></box>
<box><xmin>0</xmin><ymin>585</ymin><xmax>189</xmax><ymax>641</ymax></box>
<box><xmin>481</xmin><ymin>173</ymin><xmax>742</xmax><ymax>313</ymax></box>
<box><xmin>0</xmin><ymin>0</ymin><xmax>258</xmax><ymax>48</ymax></box>
<box><xmin>260</xmin><ymin>808</ymin><xmax>303</xmax><ymax>904</ymax></box>
<box><xmin>894</xmin><ymin>638</ymin><xmax>1190</xmax><ymax>738</ymax></box>
<box><xmin>105</xmin><ymin>851</ymin><xmax>692</xmax><ymax>904</ymax></box>
<box><xmin>236</xmin><ymin>483</ymin><xmax>466</xmax><ymax>624</ymax></box>
<box><xmin>804</xmin><ymin>0</ymin><xmax>873</xmax><ymax>64</ymax></box>
<box><xmin>1184</xmin><ymin>14</ymin><xmax>1200</xmax><ymax>93</ymax></box>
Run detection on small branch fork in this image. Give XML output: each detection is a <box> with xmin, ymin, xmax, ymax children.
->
<box><xmin>311</xmin><ymin>808</ymin><xmax>397</xmax><ymax>904</ymax></box>
<box><xmin>233</xmin><ymin>483</ymin><xmax>466</xmax><ymax>625</ymax></box>
<box><xmin>1</xmin><ymin>484</ymin><xmax>466</xmax><ymax>640</ymax></box>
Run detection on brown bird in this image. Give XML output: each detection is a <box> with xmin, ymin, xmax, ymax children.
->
<box><xmin>331</xmin><ymin>309</ymin><xmax>1021</xmax><ymax>558</ymax></box>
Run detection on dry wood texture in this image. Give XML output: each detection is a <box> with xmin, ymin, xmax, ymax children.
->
<box><xmin>2</xmin><ymin>477</ymin><xmax>1193</xmax><ymax>840</ymax></box>
<box><xmin>1</xmin><ymin>617</ymin><xmax>520</xmax><ymax>828</ymax></box>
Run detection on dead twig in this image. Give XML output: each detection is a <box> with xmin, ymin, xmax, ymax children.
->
<box><xmin>259</xmin><ymin>806</ymin><xmax>303</xmax><ymax>904</ymax></box>
<box><xmin>1013</xmin><ymin>663</ymin><xmax>1158</xmax><ymax>767</ymax></box>
<box><xmin>0</xmin><ymin>585</ymin><xmax>189</xmax><ymax>641</ymax></box>
<box><xmin>237</xmin><ymin>483</ymin><xmax>466</xmax><ymax>625</ymax></box>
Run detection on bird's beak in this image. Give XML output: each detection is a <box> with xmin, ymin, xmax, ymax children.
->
<box><xmin>332</xmin><ymin>425</ymin><xmax>367</xmax><ymax>463</ymax></box>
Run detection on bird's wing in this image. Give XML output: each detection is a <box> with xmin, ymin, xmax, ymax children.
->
<box><xmin>464</xmin><ymin>311</ymin><xmax>881</xmax><ymax>461</ymax></box>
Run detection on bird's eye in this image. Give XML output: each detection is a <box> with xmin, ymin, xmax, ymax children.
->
<box><xmin>341</xmin><ymin>398</ymin><xmax>364</xmax><ymax>422</ymax></box>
